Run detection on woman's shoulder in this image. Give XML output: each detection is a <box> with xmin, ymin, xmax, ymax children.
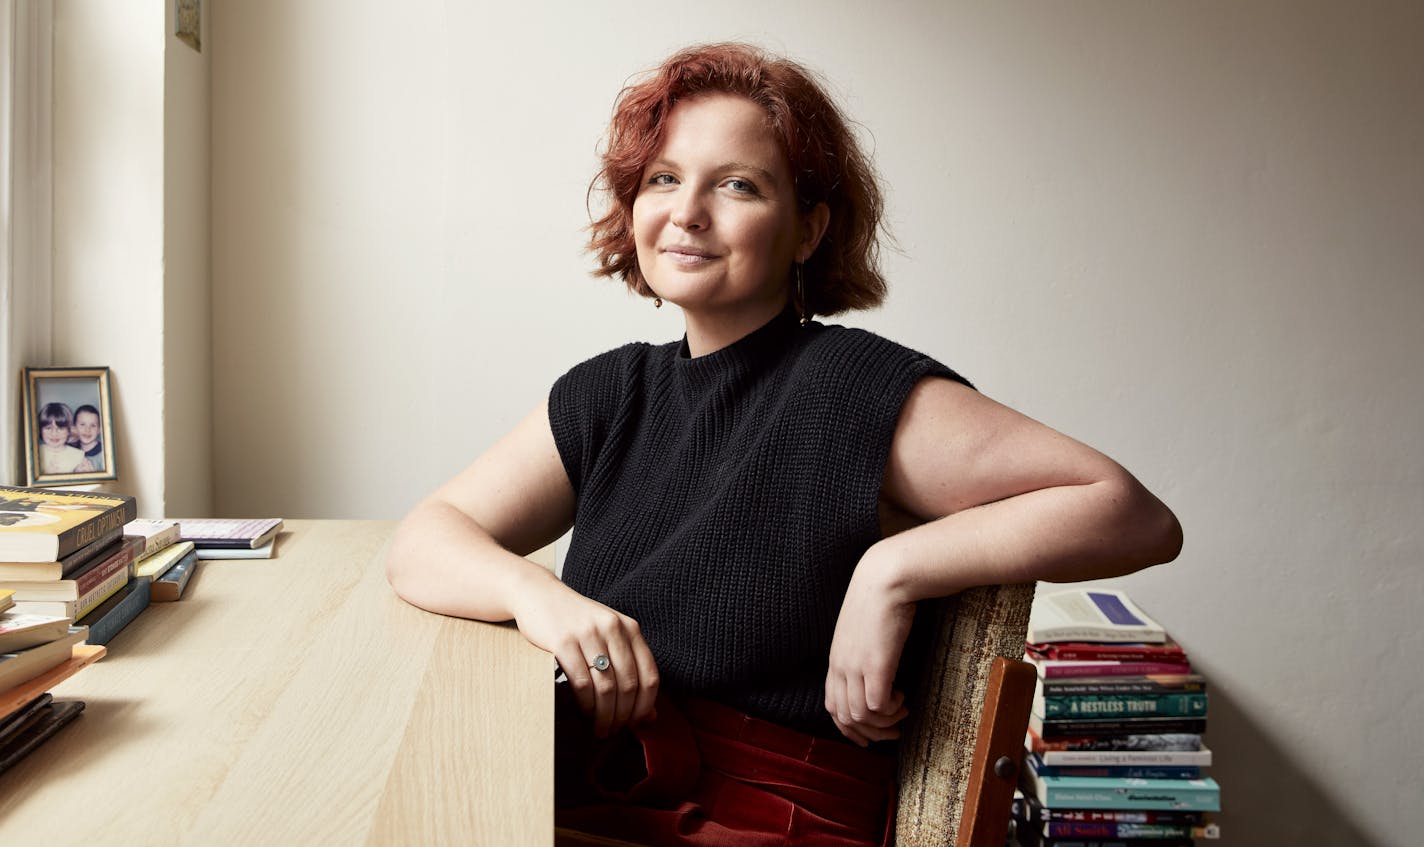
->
<box><xmin>799</xmin><ymin>322</ymin><xmax>973</xmax><ymax>388</ymax></box>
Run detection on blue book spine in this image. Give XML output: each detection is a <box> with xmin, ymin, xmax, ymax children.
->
<box><xmin>77</xmin><ymin>576</ymin><xmax>151</xmax><ymax>646</ymax></box>
<box><xmin>1029</xmin><ymin>754</ymin><xmax>1201</xmax><ymax>780</ymax></box>
<box><xmin>1036</xmin><ymin>775</ymin><xmax>1221</xmax><ymax>812</ymax></box>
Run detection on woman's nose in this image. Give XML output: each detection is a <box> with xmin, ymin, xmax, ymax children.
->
<box><xmin>670</xmin><ymin>190</ymin><xmax>708</xmax><ymax>231</ymax></box>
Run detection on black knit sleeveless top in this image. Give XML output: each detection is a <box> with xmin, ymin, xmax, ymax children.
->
<box><xmin>548</xmin><ymin>309</ymin><xmax>970</xmax><ymax>736</ymax></box>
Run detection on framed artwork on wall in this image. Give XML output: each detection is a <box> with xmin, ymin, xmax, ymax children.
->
<box><xmin>22</xmin><ymin>367</ymin><xmax>118</xmax><ymax>486</ymax></box>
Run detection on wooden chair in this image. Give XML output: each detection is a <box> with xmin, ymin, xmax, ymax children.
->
<box><xmin>896</xmin><ymin>582</ymin><xmax>1038</xmax><ymax>847</ymax></box>
<box><xmin>556</xmin><ymin>582</ymin><xmax>1038</xmax><ymax>847</ymax></box>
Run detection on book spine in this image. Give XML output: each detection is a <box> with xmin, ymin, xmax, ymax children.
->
<box><xmin>1050</xmin><ymin>809</ymin><xmax>1205</xmax><ymax>825</ymax></box>
<box><xmin>56</xmin><ymin>498</ymin><xmax>138</xmax><ymax>559</ymax></box>
<box><xmin>1030</xmin><ymin>732</ymin><xmax>1203</xmax><ymax>752</ymax></box>
<box><xmin>135</xmin><ymin>524</ymin><xmax>180</xmax><ymax>558</ymax></box>
<box><xmin>1041</xmin><ymin>694</ymin><xmax>1208</xmax><ymax>718</ymax></box>
<box><xmin>150</xmin><ymin>554</ymin><xmax>197</xmax><ymax>602</ymax></box>
<box><xmin>1045</xmin><ymin>821</ymin><xmax>1196</xmax><ymax>838</ymax></box>
<box><xmin>1038</xmin><ymin>662</ymin><xmax>1193</xmax><ymax>678</ymax></box>
<box><xmin>78</xmin><ymin>577</ymin><xmax>151</xmax><ymax>646</ymax></box>
<box><xmin>1034</xmin><ymin>646</ymin><xmax>1188</xmax><ymax>663</ymax></box>
<box><xmin>1041</xmin><ymin>678</ymin><xmax>1206</xmax><ymax>696</ymax></box>
<box><xmin>73</xmin><ymin>542</ymin><xmax>137</xmax><ymax>597</ymax></box>
<box><xmin>57</xmin><ymin>527</ymin><xmax>123</xmax><ymax>577</ymax></box>
<box><xmin>73</xmin><ymin>567</ymin><xmax>129</xmax><ymax>621</ymax></box>
<box><xmin>1040</xmin><ymin>784</ymin><xmax>1220</xmax><ymax>812</ymax></box>
<box><xmin>1034</xmin><ymin>764</ymin><xmax>1203</xmax><ymax>780</ymax></box>
<box><xmin>1037</xmin><ymin>717</ymin><xmax>1208</xmax><ymax>738</ymax></box>
<box><xmin>1038</xmin><ymin>749</ymin><xmax>1212</xmax><ymax>767</ymax></box>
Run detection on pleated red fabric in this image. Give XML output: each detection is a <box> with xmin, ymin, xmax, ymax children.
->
<box><xmin>555</xmin><ymin>686</ymin><xmax>897</xmax><ymax>847</ymax></box>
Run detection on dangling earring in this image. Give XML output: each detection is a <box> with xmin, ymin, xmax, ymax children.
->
<box><xmin>795</xmin><ymin>263</ymin><xmax>810</xmax><ymax>325</ymax></box>
<box><xmin>654</xmin><ymin>296</ymin><xmax>663</xmax><ymax>308</ymax></box>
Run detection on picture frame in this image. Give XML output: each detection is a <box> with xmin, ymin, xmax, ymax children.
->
<box><xmin>22</xmin><ymin>367</ymin><xmax>119</xmax><ymax>486</ymax></box>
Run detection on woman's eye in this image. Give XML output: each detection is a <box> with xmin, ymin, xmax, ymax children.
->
<box><xmin>726</xmin><ymin>179</ymin><xmax>757</xmax><ymax>194</ymax></box>
<box><xmin>647</xmin><ymin>173</ymin><xmax>677</xmax><ymax>186</ymax></box>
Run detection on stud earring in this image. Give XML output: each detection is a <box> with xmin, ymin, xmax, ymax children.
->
<box><xmin>654</xmin><ymin>296</ymin><xmax>663</xmax><ymax>308</ymax></box>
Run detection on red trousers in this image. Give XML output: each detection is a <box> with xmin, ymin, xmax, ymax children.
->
<box><xmin>555</xmin><ymin>686</ymin><xmax>897</xmax><ymax>846</ymax></box>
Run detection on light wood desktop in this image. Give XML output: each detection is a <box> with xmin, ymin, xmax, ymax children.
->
<box><xmin>0</xmin><ymin>520</ymin><xmax>554</xmax><ymax>845</ymax></box>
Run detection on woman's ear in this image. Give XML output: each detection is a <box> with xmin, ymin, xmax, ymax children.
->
<box><xmin>796</xmin><ymin>203</ymin><xmax>831</xmax><ymax>263</ymax></box>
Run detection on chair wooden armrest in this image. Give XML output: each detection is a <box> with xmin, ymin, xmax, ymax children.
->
<box><xmin>896</xmin><ymin>583</ymin><xmax>1037</xmax><ymax>847</ymax></box>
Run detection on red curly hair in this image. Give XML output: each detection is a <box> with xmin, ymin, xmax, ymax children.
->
<box><xmin>588</xmin><ymin>43</ymin><xmax>888</xmax><ymax>317</ymax></box>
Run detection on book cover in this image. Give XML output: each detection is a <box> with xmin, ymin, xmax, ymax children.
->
<box><xmin>0</xmin><ymin>644</ymin><xmax>104</xmax><ymax>719</ymax></box>
<box><xmin>0</xmin><ymin>537</ymin><xmax>137</xmax><ymax>602</ymax></box>
<box><xmin>1035</xmin><ymin>746</ymin><xmax>1213</xmax><ymax>768</ymax></box>
<box><xmin>150</xmin><ymin>554</ymin><xmax>198</xmax><ymax>602</ymax></box>
<box><xmin>0</xmin><ymin>693</ymin><xmax>52</xmax><ymax>745</ymax></box>
<box><xmin>1031</xmin><ymin>714</ymin><xmax>1208</xmax><ymax>739</ymax></box>
<box><xmin>178</xmin><ymin>518</ymin><xmax>283</xmax><ymax>549</ymax></box>
<box><xmin>75</xmin><ymin>576</ymin><xmax>151</xmax><ymax>646</ymax></box>
<box><xmin>1027</xmin><ymin>589</ymin><xmax>1166</xmax><ymax>645</ymax></box>
<box><xmin>0</xmin><ymin>626</ymin><xmax>87</xmax><ymax>692</ymax></box>
<box><xmin>122</xmin><ymin>518</ymin><xmax>181</xmax><ymax>558</ymax></box>
<box><xmin>0</xmin><ymin>487</ymin><xmax>137</xmax><ymax>562</ymax></box>
<box><xmin>0</xmin><ymin>611</ymin><xmax>72</xmax><ymax>653</ymax></box>
<box><xmin>0</xmin><ymin>698</ymin><xmax>85</xmax><ymax>776</ymax></box>
<box><xmin>1025</xmin><ymin>772</ymin><xmax>1221</xmax><ymax>812</ymax></box>
<box><xmin>134</xmin><ymin>541</ymin><xmax>196</xmax><ymax>580</ymax></box>
<box><xmin>1041</xmin><ymin>675</ymin><xmax>1206</xmax><ymax>697</ymax></box>
<box><xmin>1028</xmin><ymin>728</ymin><xmax>1203</xmax><ymax>754</ymax></box>
<box><xmin>1028</xmin><ymin>640</ymin><xmax>1188</xmax><ymax>664</ymax></box>
<box><xmin>0</xmin><ymin>590</ymin><xmax>10</xmax><ymax>612</ymax></box>
<box><xmin>0</xmin><ymin>527</ymin><xmax>124</xmax><ymax>582</ymax></box>
<box><xmin>1032</xmin><ymin>659</ymin><xmax>1193</xmax><ymax>679</ymax></box>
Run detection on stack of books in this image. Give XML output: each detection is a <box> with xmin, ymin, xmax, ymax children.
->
<box><xmin>0</xmin><ymin>485</ymin><xmax>135</xmax><ymax>774</ymax></box>
<box><xmin>1013</xmin><ymin>588</ymin><xmax>1220</xmax><ymax>847</ymax></box>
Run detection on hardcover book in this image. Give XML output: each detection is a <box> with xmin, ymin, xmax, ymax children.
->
<box><xmin>1036</xmin><ymin>691</ymin><xmax>1208</xmax><ymax>719</ymax></box>
<box><xmin>1028</xmin><ymin>589</ymin><xmax>1166</xmax><ymax>645</ymax></box>
<box><xmin>0</xmin><ymin>487</ymin><xmax>137</xmax><ymax>562</ymax></box>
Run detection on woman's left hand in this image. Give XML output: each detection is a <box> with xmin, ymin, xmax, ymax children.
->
<box><xmin>825</xmin><ymin>552</ymin><xmax>914</xmax><ymax>747</ymax></box>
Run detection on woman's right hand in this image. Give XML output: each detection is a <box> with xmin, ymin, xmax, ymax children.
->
<box><xmin>512</xmin><ymin>576</ymin><xmax>660</xmax><ymax>738</ymax></box>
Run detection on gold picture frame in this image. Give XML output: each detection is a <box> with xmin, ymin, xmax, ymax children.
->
<box><xmin>22</xmin><ymin>367</ymin><xmax>119</xmax><ymax>486</ymax></box>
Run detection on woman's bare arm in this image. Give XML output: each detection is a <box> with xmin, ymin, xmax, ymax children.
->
<box><xmin>825</xmin><ymin>378</ymin><xmax>1182</xmax><ymax>745</ymax></box>
<box><xmin>385</xmin><ymin>401</ymin><xmax>659</xmax><ymax>737</ymax></box>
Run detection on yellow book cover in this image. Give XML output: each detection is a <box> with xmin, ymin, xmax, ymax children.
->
<box><xmin>133</xmin><ymin>542</ymin><xmax>196</xmax><ymax>580</ymax></box>
<box><xmin>0</xmin><ymin>487</ymin><xmax>137</xmax><ymax>563</ymax></box>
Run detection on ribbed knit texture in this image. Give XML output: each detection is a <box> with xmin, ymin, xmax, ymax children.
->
<box><xmin>549</xmin><ymin>309</ymin><xmax>970</xmax><ymax>737</ymax></box>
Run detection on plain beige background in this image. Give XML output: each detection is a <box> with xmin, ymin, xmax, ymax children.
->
<box><xmin>36</xmin><ymin>2</ymin><xmax>1424</xmax><ymax>845</ymax></box>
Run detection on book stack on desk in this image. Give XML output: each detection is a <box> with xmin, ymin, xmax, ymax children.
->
<box><xmin>1012</xmin><ymin>588</ymin><xmax>1220</xmax><ymax>846</ymax></box>
<box><xmin>0</xmin><ymin>486</ymin><xmax>136</xmax><ymax>773</ymax></box>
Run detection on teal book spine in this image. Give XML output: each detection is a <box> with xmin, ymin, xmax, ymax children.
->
<box><xmin>1035</xmin><ymin>775</ymin><xmax>1220</xmax><ymax>812</ymax></box>
<box><xmin>1041</xmin><ymin>693</ymin><xmax>1208</xmax><ymax>718</ymax></box>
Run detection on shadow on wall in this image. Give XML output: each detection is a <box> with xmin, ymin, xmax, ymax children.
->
<box><xmin>1206</xmin><ymin>676</ymin><xmax>1378</xmax><ymax>846</ymax></box>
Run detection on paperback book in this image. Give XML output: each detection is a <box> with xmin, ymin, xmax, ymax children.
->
<box><xmin>0</xmin><ymin>611</ymin><xmax>72</xmax><ymax>653</ymax></box>
<box><xmin>1028</xmin><ymin>589</ymin><xmax>1166</xmax><ymax>645</ymax></box>
<box><xmin>1023</xmin><ymin>772</ymin><xmax>1221</xmax><ymax>812</ymax></box>
<box><xmin>0</xmin><ymin>626</ymin><xmax>87</xmax><ymax>693</ymax></box>
<box><xmin>178</xmin><ymin>518</ymin><xmax>283</xmax><ymax>550</ymax></box>
<box><xmin>122</xmin><ymin>518</ymin><xmax>181</xmax><ymax>559</ymax></box>
<box><xmin>0</xmin><ymin>527</ymin><xmax>123</xmax><ymax>581</ymax></box>
<box><xmin>0</xmin><ymin>486</ymin><xmax>137</xmax><ymax>562</ymax></box>
<box><xmin>1031</xmin><ymin>714</ymin><xmax>1208</xmax><ymax>739</ymax></box>
<box><xmin>75</xmin><ymin>577</ymin><xmax>151</xmax><ymax>646</ymax></box>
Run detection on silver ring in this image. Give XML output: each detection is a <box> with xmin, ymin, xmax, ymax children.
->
<box><xmin>590</xmin><ymin>653</ymin><xmax>611</xmax><ymax>672</ymax></box>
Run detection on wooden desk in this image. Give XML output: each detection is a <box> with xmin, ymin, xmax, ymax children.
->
<box><xmin>0</xmin><ymin>520</ymin><xmax>554</xmax><ymax>845</ymax></box>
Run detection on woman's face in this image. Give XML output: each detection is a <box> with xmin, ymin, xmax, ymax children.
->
<box><xmin>632</xmin><ymin>94</ymin><xmax>814</xmax><ymax>318</ymax></box>
<box><xmin>41</xmin><ymin>419</ymin><xmax>69</xmax><ymax>448</ymax></box>
<box><xmin>74</xmin><ymin>411</ymin><xmax>101</xmax><ymax>449</ymax></box>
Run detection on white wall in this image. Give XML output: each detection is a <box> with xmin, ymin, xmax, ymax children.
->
<box><xmin>50</xmin><ymin>0</ymin><xmax>210</xmax><ymax>516</ymax></box>
<box><xmin>211</xmin><ymin>3</ymin><xmax>1423</xmax><ymax>844</ymax></box>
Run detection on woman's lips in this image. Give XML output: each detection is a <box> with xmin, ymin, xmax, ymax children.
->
<box><xmin>662</xmin><ymin>245</ymin><xmax>717</xmax><ymax>266</ymax></box>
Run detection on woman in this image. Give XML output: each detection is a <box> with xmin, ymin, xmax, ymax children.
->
<box><xmin>387</xmin><ymin>43</ymin><xmax>1181</xmax><ymax>846</ymax></box>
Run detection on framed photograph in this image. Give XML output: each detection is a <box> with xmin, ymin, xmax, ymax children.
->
<box><xmin>22</xmin><ymin>367</ymin><xmax>119</xmax><ymax>486</ymax></box>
